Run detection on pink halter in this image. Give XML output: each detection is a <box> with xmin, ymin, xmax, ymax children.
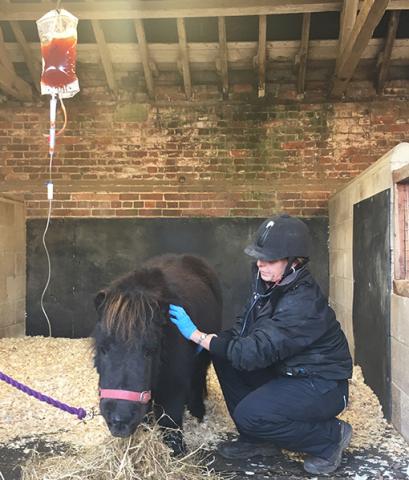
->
<box><xmin>99</xmin><ymin>389</ymin><xmax>151</xmax><ymax>403</ymax></box>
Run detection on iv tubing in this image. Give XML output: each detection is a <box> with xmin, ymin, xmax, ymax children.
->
<box><xmin>40</xmin><ymin>94</ymin><xmax>68</xmax><ymax>337</ymax></box>
<box><xmin>40</xmin><ymin>194</ymin><xmax>53</xmax><ymax>337</ymax></box>
<box><xmin>40</xmin><ymin>93</ymin><xmax>60</xmax><ymax>337</ymax></box>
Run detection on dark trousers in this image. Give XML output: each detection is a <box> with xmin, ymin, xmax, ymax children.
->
<box><xmin>212</xmin><ymin>356</ymin><xmax>349</xmax><ymax>458</ymax></box>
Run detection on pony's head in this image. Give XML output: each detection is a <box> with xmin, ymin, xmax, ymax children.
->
<box><xmin>92</xmin><ymin>268</ymin><xmax>170</xmax><ymax>437</ymax></box>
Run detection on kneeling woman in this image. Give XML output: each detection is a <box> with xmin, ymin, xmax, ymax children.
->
<box><xmin>169</xmin><ymin>214</ymin><xmax>353</xmax><ymax>475</ymax></box>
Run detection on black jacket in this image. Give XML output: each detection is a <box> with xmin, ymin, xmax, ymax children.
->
<box><xmin>210</xmin><ymin>266</ymin><xmax>352</xmax><ymax>380</ymax></box>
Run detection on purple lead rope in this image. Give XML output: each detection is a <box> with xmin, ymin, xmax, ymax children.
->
<box><xmin>0</xmin><ymin>370</ymin><xmax>87</xmax><ymax>420</ymax></box>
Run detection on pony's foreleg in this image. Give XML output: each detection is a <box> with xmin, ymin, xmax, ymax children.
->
<box><xmin>154</xmin><ymin>391</ymin><xmax>188</xmax><ymax>455</ymax></box>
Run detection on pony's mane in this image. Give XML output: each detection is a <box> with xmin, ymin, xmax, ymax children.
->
<box><xmin>102</xmin><ymin>290</ymin><xmax>159</xmax><ymax>341</ymax></box>
<box><xmin>99</xmin><ymin>269</ymin><xmax>168</xmax><ymax>342</ymax></box>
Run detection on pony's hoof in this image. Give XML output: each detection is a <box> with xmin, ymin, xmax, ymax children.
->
<box><xmin>163</xmin><ymin>430</ymin><xmax>187</xmax><ymax>456</ymax></box>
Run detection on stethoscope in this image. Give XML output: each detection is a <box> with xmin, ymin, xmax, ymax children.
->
<box><xmin>239</xmin><ymin>271</ymin><xmax>277</xmax><ymax>336</ymax></box>
<box><xmin>238</xmin><ymin>264</ymin><xmax>304</xmax><ymax>337</ymax></box>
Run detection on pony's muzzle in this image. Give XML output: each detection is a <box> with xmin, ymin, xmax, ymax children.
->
<box><xmin>101</xmin><ymin>398</ymin><xmax>149</xmax><ymax>437</ymax></box>
<box><xmin>109</xmin><ymin>413</ymin><xmax>132</xmax><ymax>437</ymax></box>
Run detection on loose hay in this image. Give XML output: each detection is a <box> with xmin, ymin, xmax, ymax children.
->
<box><xmin>1</xmin><ymin>336</ymin><xmax>409</xmax><ymax>478</ymax></box>
<box><xmin>22</xmin><ymin>422</ymin><xmax>225</xmax><ymax>480</ymax></box>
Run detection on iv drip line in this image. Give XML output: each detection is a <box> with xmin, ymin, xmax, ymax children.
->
<box><xmin>36</xmin><ymin>7</ymin><xmax>78</xmax><ymax>337</ymax></box>
<box><xmin>40</xmin><ymin>94</ymin><xmax>67</xmax><ymax>337</ymax></box>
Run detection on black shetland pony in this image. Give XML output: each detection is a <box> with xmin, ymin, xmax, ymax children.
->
<box><xmin>92</xmin><ymin>254</ymin><xmax>222</xmax><ymax>454</ymax></box>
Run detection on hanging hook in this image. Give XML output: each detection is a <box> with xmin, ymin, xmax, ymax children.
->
<box><xmin>56</xmin><ymin>0</ymin><xmax>62</xmax><ymax>13</ymax></box>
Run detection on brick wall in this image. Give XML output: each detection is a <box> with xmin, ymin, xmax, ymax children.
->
<box><xmin>1</xmin><ymin>84</ymin><xmax>408</xmax><ymax>218</ymax></box>
<box><xmin>0</xmin><ymin>195</ymin><xmax>26</xmax><ymax>338</ymax></box>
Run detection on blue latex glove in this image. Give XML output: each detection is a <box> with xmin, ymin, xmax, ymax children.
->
<box><xmin>169</xmin><ymin>304</ymin><xmax>197</xmax><ymax>340</ymax></box>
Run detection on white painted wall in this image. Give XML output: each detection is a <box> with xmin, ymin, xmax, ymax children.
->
<box><xmin>0</xmin><ymin>195</ymin><xmax>26</xmax><ymax>337</ymax></box>
<box><xmin>329</xmin><ymin>142</ymin><xmax>409</xmax><ymax>442</ymax></box>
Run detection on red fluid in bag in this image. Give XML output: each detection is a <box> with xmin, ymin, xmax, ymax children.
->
<box><xmin>41</xmin><ymin>36</ymin><xmax>77</xmax><ymax>88</ymax></box>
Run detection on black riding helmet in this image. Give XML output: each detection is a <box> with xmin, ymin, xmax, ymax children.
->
<box><xmin>244</xmin><ymin>214</ymin><xmax>311</xmax><ymax>261</ymax></box>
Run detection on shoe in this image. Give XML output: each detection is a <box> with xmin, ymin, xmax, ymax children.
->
<box><xmin>303</xmin><ymin>420</ymin><xmax>352</xmax><ymax>475</ymax></box>
<box><xmin>217</xmin><ymin>437</ymin><xmax>280</xmax><ymax>460</ymax></box>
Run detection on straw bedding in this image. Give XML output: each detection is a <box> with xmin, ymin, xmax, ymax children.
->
<box><xmin>0</xmin><ymin>336</ymin><xmax>408</xmax><ymax>479</ymax></box>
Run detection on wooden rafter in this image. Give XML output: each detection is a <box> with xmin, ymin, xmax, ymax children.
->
<box><xmin>3</xmin><ymin>0</ymin><xmax>40</xmax><ymax>92</ymax></box>
<box><xmin>0</xmin><ymin>25</ymin><xmax>16</xmax><ymax>74</ymax></box>
<box><xmin>9</xmin><ymin>22</ymin><xmax>40</xmax><ymax>91</ymax></box>
<box><xmin>90</xmin><ymin>19</ymin><xmax>118</xmax><ymax>93</ymax></box>
<box><xmin>217</xmin><ymin>16</ymin><xmax>229</xmax><ymax>98</ymax></box>
<box><xmin>5</xmin><ymin>38</ymin><xmax>409</xmax><ymax>67</ymax></box>
<box><xmin>2</xmin><ymin>1</ymin><xmax>408</xmax><ymax>21</ymax></box>
<box><xmin>296</xmin><ymin>12</ymin><xmax>311</xmax><ymax>94</ymax></box>
<box><xmin>331</xmin><ymin>0</ymin><xmax>389</xmax><ymax>96</ymax></box>
<box><xmin>0</xmin><ymin>24</ymin><xmax>33</xmax><ymax>100</ymax></box>
<box><xmin>0</xmin><ymin>62</ymin><xmax>32</xmax><ymax>101</ymax></box>
<box><xmin>377</xmin><ymin>10</ymin><xmax>400</xmax><ymax>94</ymax></box>
<box><xmin>134</xmin><ymin>18</ymin><xmax>155</xmax><ymax>98</ymax></box>
<box><xmin>85</xmin><ymin>0</ymin><xmax>117</xmax><ymax>94</ymax></box>
<box><xmin>257</xmin><ymin>14</ymin><xmax>267</xmax><ymax>98</ymax></box>
<box><xmin>336</xmin><ymin>0</ymin><xmax>358</xmax><ymax>72</ymax></box>
<box><xmin>176</xmin><ymin>17</ymin><xmax>192</xmax><ymax>99</ymax></box>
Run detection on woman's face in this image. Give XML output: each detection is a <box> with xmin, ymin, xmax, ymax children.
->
<box><xmin>256</xmin><ymin>258</ymin><xmax>287</xmax><ymax>284</ymax></box>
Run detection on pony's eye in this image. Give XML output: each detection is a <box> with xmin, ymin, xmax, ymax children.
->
<box><xmin>99</xmin><ymin>345</ymin><xmax>108</xmax><ymax>355</ymax></box>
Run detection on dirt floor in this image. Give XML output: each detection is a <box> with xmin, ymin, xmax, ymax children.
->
<box><xmin>1</xmin><ymin>433</ymin><xmax>409</xmax><ymax>480</ymax></box>
<box><xmin>1</xmin><ymin>337</ymin><xmax>409</xmax><ymax>480</ymax></box>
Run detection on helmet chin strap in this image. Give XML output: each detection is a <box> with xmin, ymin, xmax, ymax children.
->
<box><xmin>279</xmin><ymin>256</ymin><xmax>298</xmax><ymax>284</ymax></box>
<box><xmin>260</xmin><ymin>257</ymin><xmax>306</xmax><ymax>287</ymax></box>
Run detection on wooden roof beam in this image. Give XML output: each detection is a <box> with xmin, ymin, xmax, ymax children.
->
<box><xmin>90</xmin><ymin>20</ymin><xmax>118</xmax><ymax>94</ymax></box>
<box><xmin>331</xmin><ymin>0</ymin><xmax>389</xmax><ymax>97</ymax></box>
<box><xmin>0</xmin><ymin>62</ymin><xmax>33</xmax><ymax>101</ymax></box>
<box><xmin>0</xmin><ymin>25</ymin><xmax>16</xmax><ymax>74</ymax></box>
<box><xmin>257</xmin><ymin>15</ymin><xmax>267</xmax><ymax>98</ymax></box>
<box><xmin>295</xmin><ymin>12</ymin><xmax>311</xmax><ymax>94</ymax></box>
<box><xmin>217</xmin><ymin>16</ymin><xmax>229</xmax><ymax>99</ymax></box>
<box><xmin>4</xmin><ymin>0</ymin><xmax>40</xmax><ymax>92</ymax></box>
<box><xmin>8</xmin><ymin>22</ymin><xmax>40</xmax><ymax>92</ymax></box>
<box><xmin>7</xmin><ymin>38</ymin><xmax>409</xmax><ymax>66</ymax></box>
<box><xmin>86</xmin><ymin>0</ymin><xmax>117</xmax><ymax>94</ymax></box>
<box><xmin>376</xmin><ymin>10</ymin><xmax>400</xmax><ymax>94</ymax></box>
<box><xmin>336</xmin><ymin>0</ymin><xmax>358</xmax><ymax>72</ymax></box>
<box><xmin>2</xmin><ymin>1</ymin><xmax>408</xmax><ymax>21</ymax></box>
<box><xmin>176</xmin><ymin>17</ymin><xmax>192</xmax><ymax>99</ymax></box>
<box><xmin>134</xmin><ymin>19</ymin><xmax>155</xmax><ymax>99</ymax></box>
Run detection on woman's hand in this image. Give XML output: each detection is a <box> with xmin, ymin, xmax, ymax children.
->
<box><xmin>169</xmin><ymin>304</ymin><xmax>198</xmax><ymax>340</ymax></box>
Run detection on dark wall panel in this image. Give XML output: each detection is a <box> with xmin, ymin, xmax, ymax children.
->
<box><xmin>353</xmin><ymin>190</ymin><xmax>391</xmax><ymax>419</ymax></box>
<box><xmin>27</xmin><ymin>217</ymin><xmax>329</xmax><ymax>338</ymax></box>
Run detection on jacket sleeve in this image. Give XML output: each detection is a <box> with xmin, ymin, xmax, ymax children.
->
<box><xmin>225</xmin><ymin>288</ymin><xmax>330</xmax><ymax>371</ymax></box>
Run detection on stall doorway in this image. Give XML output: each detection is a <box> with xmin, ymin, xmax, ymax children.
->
<box><xmin>353</xmin><ymin>189</ymin><xmax>391</xmax><ymax>419</ymax></box>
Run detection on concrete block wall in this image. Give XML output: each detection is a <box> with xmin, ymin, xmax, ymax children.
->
<box><xmin>0</xmin><ymin>195</ymin><xmax>26</xmax><ymax>337</ymax></box>
<box><xmin>328</xmin><ymin>142</ymin><xmax>409</xmax><ymax>441</ymax></box>
<box><xmin>391</xmin><ymin>294</ymin><xmax>409</xmax><ymax>440</ymax></box>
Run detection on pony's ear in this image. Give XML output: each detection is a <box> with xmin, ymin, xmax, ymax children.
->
<box><xmin>94</xmin><ymin>290</ymin><xmax>106</xmax><ymax>312</ymax></box>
